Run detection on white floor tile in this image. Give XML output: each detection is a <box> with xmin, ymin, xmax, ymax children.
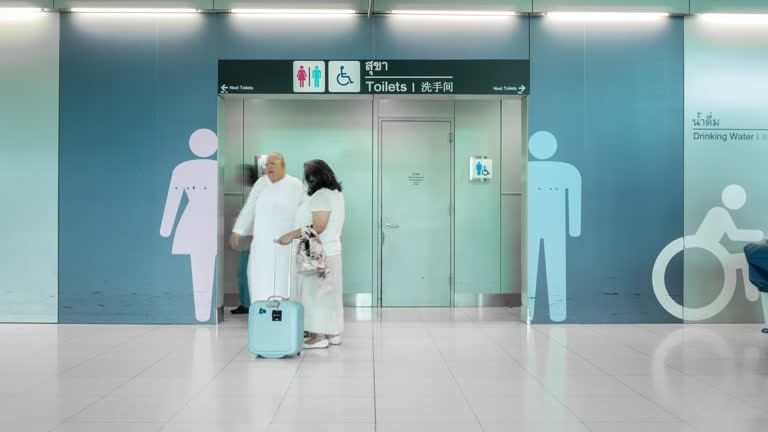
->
<box><xmin>296</xmin><ymin>360</ymin><xmax>373</xmax><ymax>378</ymax></box>
<box><xmin>272</xmin><ymin>396</ymin><xmax>375</xmax><ymax>424</ymax></box>
<box><xmin>109</xmin><ymin>377</ymin><xmax>209</xmax><ymax>399</ymax></box>
<box><xmin>375</xmin><ymin>376</ymin><xmax>464</xmax><ymax>397</ymax></box>
<box><xmin>559</xmin><ymin>395</ymin><xmax>681</xmax><ymax>422</ymax></box>
<box><xmin>616</xmin><ymin>375</ymin><xmax>720</xmax><ymax>402</ymax></box>
<box><xmin>374</xmin><ymin>360</ymin><xmax>453</xmax><ymax>379</ymax></box>
<box><xmin>284</xmin><ymin>376</ymin><xmax>374</xmax><ymax>398</ymax></box>
<box><xmin>685</xmin><ymin>419</ymin><xmax>768</xmax><ymax>432</ymax></box>
<box><xmin>53</xmin><ymin>422</ymin><xmax>166</xmax><ymax>432</ymax></box>
<box><xmin>0</xmin><ymin>419</ymin><xmax>60</xmax><ymax>432</ymax></box>
<box><xmin>0</xmin><ymin>394</ymin><xmax>100</xmax><ymax>422</ymax></box>
<box><xmin>541</xmin><ymin>374</ymin><xmax>637</xmax><ymax>398</ymax></box>
<box><xmin>162</xmin><ymin>422</ymin><xmax>268</xmax><ymax>432</ymax></box>
<box><xmin>172</xmin><ymin>393</ymin><xmax>281</xmax><ymax>425</ymax></box>
<box><xmin>693</xmin><ymin>374</ymin><xmax>768</xmax><ymax>404</ymax></box>
<box><xmin>376</xmin><ymin>395</ymin><xmax>477</xmax><ymax>424</ymax></box>
<box><xmin>585</xmin><ymin>421</ymin><xmax>696</xmax><ymax>432</ymax></box>
<box><xmin>376</xmin><ymin>422</ymin><xmax>483</xmax><ymax>432</ymax></box>
<box><xmin>468</xmin><ymin>395</ymin><xmax>581</xmax><ymax>424</ymax></box>
<box><xmin>483</xmin><ymin>422</ymin><xmax>592</xmax><ymax>432</ymax></box>
<box><xmin>25</xmin><ymin>377</ymin><xmax>130</xmax><ymax>397</ymax></box>
<box><xmin>267</xmin><ymin>424</ymin><xmax>375</xmax><ymax>432</ymax></box>
<box><xmin>67</xmin><ymin>396</ymin><xmax>188</xmax><ymax>423</ymax></box>
<box><xmin>456</xmin><ymin>375</ymin><xmax>549</xmax><ymax>399</ymax></box>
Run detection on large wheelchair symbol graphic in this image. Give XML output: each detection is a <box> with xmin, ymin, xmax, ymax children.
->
<box><xmin>652</xmin><ymin>185</ymin><xmax>764</xmax><ymax>321</ymax></box>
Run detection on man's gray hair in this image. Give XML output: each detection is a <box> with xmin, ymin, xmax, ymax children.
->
<box><xmin>268</xmin><ymin>152</ymin><xmax>285</xmax><ymax>167</ymax></box>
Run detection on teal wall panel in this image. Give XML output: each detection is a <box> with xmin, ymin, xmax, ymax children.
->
<box><xmin>59</xmin><ymin>13</ymin><xmax>218</xmax><ymax>324</ymax></box>
<box><xmin>526</xmin><ymin>16</ymin><xmax>685</xmax><ymax>323</ymax></box>
<box><xmin>0</xmin><ymin>1</ymin><xmax>53</xmax><ymax>7</ymax></box>
<box><xmin>691</xmin><ymin>0</ymin><xmax>768</xmax><ymax>14</ymax></box>
<box><xmin>214</xmin><ymin>0</ymin><xmax>368</xmax><ymax>10</ymax></box>
<box><xmin>373</xmin><ymin>15</ymin><xmax>530</xmax><ymax>59</ymax></box>
<box><xmin>54</xmin><ymin>0</ymin><xmax>214</xmax><ymax>9</ymax></box>
<box><xmin>533</xmin><ymin>0</ymin><xmax>689</xmax><ymax>13</ymax></box>
<box><xmin>374</xmin><ymin>0</ymin><xmax>531</xmax><ymax>13</ymax></box>
<box><xmin>0</xmin><ymin>12</ymin><xmax>59</xmax><ymax>323</ymax></box>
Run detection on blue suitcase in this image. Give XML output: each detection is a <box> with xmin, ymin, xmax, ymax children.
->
<box><xmin>248</xmin><ymin>296</ymin><xmax>304</xmax><ymax>358</ymax></box>
<box><xmin>248</xmin><ymin>241</ymin><xmax>303</xmax><ymax>358</ymax></box>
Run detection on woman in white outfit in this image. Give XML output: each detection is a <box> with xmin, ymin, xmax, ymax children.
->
<box><xmin>278</xmin><ymin>160</ymin><xmax>345</xmax><ymax>349</ymax></box>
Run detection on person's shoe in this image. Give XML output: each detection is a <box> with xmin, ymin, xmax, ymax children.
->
<box><xmin>328</xmin><ymin>335</ymin><xmax>343</xmax><ymax>346</ymax></box>
<box><xmin>303</xmin><ymin>336</ymin><xmax>329</xmax><ymax>349</ymax></box>
<box><xmin>231</xmin><ymin>305</ymin><xmax>249</xmax><ymax>315</ymax></box>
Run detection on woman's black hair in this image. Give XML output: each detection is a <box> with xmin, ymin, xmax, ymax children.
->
<box><xmin>304</xmin><ymin>159</ymin><xmax>342</xmax><ymax>196</ymax></box>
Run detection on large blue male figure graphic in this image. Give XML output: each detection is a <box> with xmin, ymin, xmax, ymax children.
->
<box><xmin>528</xmin><ymin>131</ymin><xmax>582</xmax><ymax>322</ymax></box>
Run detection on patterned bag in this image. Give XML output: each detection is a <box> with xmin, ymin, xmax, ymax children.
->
<box><xmin>296</xmin><ymin>226</ymin><xmax>329</xmax><ymax>279</ymax></box>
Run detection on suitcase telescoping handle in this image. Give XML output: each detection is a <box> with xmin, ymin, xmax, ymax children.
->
<box><xmin>269</xmin><ymin>239</ymin><xmax>294</xmax><ymax>308</ymax></box>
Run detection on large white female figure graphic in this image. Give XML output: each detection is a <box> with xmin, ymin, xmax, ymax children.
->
<box><xmin>160</xmin><ymin>129</ymin><xmax>218</xmax><ymax>322</ymax></box>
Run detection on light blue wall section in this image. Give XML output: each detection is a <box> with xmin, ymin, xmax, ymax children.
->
<box><xmin>682</xmin><ymin>16</ymin><xmax>768</xmax><ymax>323</ymax></box>
<box><xmin>691</xmin><ymin>0</ymin><xmax>768</xmax><ymax>13</ymax></box>
<box><xmin>373</xmin><ymin>15</ymin><xmax>529</xmax><ymax>59</ymax></box>
<box><xmin>59</xmin><ymin>13</ymin><xmax>218</xmax><ymax>323</ymax></box>
<box><xmin>533</xmin><ymin>0</ymin><xmax>689</xmax><ymax>13</ymax></box>
<box><xmin>454</xmin><ymin>101</ymin><xmax>502</xmax><ymax>296</ymax></box>
<box><xmin>218</xmin><ymin>14</ymin><xmax>373</xmax><ymax>59</ymax></box>
<box><xmin>0</xmin><ymin>12</ymin><xmax>59</xmax><ymax>323</ymax></box>
<box><xmin>214</xmin><ymin>0</ymin><xmax>369</xmax><ymax>10</ymax></box>
<box><xmin>526</xmin><ymin>16</ymin><xmax>684</xmax><ymax>323</ymax></box>
<box><xmin>1</xmin><ymin>0</ymin><xmax>53</xmax><ymax>7</ymax></box>
<box><xmin>374</xmin><ymin>0</ymin><xmax>532</xmax><ymax>13</ymax></box>
<box><xmin>55</xmin><ymin>0</ymin><xmax>214</xmax><ymax>8</ymax></box>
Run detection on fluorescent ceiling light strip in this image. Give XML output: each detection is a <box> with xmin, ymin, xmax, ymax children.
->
<box><xmin>70</xmin><ymin>8</ymin><xmax>198</xmax><ymax>14</ymax></box>
<box><xmin>547</xmin><ymin>12</ymin><xmax>670</xmax><ymax>21</ymax></box>
<box><xmin>230</xmin><ymin>9</ymin><xmax>357</xmax><ymax>15</ymax></box>
<box><xmin>701</xmin><ymin>13</ymin><xmax>768</xmax><ymax>24</ymax></box>
<box><xmin>390</xmin><ymin>10</ymin><xmax>516</xmax><ymax>16</ymax></box>
<box><xmin>0</xmin><ymin>8</ymin><xmax>43</xmax><ymax>19</ymax></box>
<box><xmin>0</xmin><ymin>8</ymin><xmax>43</xmax><ymax>13</ymax></box>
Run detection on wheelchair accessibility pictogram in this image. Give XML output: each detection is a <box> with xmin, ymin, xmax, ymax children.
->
<box><xmin>336</xmin><ymin>66</ymin><xmax>354</xmax><ymax>86</ymax></box>
<box><xmin>652</xmin><ymin>185</ymin><xmax>764</xmax><ymax>321</ymax></box>
<box><xmin>328</xmin><ymin>61</ymin><xmax>360</xmax><ymax>93</ymax></box>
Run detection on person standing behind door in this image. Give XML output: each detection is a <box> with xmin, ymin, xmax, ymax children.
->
<box><xmin>230</xmin><ymin>153</ymin><xmax>305</xmax><ymax>302</ymax></box>
<box><xmin>231</xmin><ymin>163</ymin><xmax>258</xmax><ymax>315</ymax></box>
<box><xmin>278</xmin><ymin>160</ymin><xmax>345</xmax><ymax>349</ymax></box>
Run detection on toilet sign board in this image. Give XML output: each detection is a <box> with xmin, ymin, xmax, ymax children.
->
<box><xmin>470</xmin><ymin>157</ymin><xmax>493</xmax><ymax>182</ymax></box>
<box><xmin>219</xmin><ymin>60</ymin><xmax>529</xmax><ymax>96</ymax></box>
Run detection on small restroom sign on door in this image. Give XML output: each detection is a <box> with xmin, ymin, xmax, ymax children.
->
<box><xmin>469</xmin><ymin>157</ymin><xmax>493</xmax><ymax>182</ymax></box>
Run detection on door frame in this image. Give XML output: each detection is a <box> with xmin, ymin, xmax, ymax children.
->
<box><xmin>376</xmin><ymin>117</ymin><xmax>455</xmax><ymax>307</ymax></box>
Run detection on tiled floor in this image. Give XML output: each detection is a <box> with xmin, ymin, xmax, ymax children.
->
<box><xmin>1</xmin><ymin>307</ymin><xmax>768</xmax><ymax>432</ymax></box>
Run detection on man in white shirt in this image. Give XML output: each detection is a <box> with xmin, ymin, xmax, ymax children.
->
<box><xmin>230</xmin><ymin>153</ymin><xmax>304</xmax><ymax>302</ymax></box>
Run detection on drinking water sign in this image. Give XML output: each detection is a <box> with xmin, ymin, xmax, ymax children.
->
<box><xmin>218</xmin><ymin>60</ymin><xmax>530</xmax><ymax>96</ymax></box>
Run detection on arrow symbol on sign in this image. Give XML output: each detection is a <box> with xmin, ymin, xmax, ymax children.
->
<box><xmin>518</xmin><ymin>84</ymin><xmax>526</xmax><ymax>94</ymax></box>
<box><xmin>221</xmin><ymin>84</ymin><xmax>229</xmax><ymax>93</ymax></box>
